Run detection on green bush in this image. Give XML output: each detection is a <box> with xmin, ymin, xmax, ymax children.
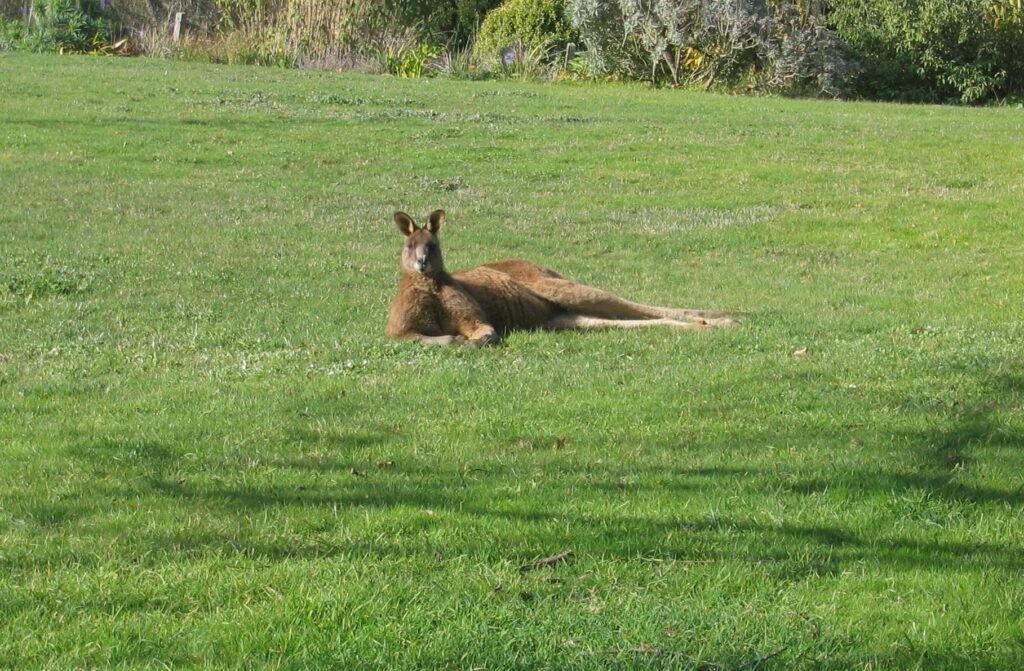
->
<box><xmin>0</xmin><ymin>15</ymin><xmax>25</xmax><ymax>50</ymax></box>
<box><xmin>992</xmin><ymin>1</ymin><xmax>1024</xmax><ymax>96</ymax></box>
<box><xmin>3</xmin><ymin>0</ymin><xmax>114</xmax><ymax>53</ymax></box>
<box><xmin>828</xmin><ymin>0</ymin><xmax>1021</xmax><ymax>103</ymax></box>
<box><xmin>474</xmin><ymin>0</ymin><xmax>576</xmax><ymax>63</ymax></box>
<box><xmin>384</xmin><ymin>42</ymin><xmax>442</xmax><ymax>77</ymax></box>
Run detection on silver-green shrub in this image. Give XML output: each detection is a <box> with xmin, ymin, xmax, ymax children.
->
<box><xmin>567</xmin><ymin>0</ymin><xmax>858</xmax><ymax>97</ymax></box>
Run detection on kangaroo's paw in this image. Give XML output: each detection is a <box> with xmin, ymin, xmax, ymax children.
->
<box><xmin>466</xmin><ymin>325</ymin><xmax>499</xmax><ymax>346</ymax></box>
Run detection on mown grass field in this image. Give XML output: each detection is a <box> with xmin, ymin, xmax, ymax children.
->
<box><xmin>1</xmin><ymin>53</ymin><xmax>1023</xmax><ymax>669</ymax></box>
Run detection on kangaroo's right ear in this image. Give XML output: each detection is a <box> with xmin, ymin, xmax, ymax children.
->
<box><xmin>394</xmin><ymin>211</ymin><xmax>417</xmax><ymax>236</ymax></box>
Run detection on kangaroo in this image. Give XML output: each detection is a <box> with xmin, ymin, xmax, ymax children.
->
<box><xmin>386</xmin><ymin>209</ymin><xmax>735</xmax><ymax>346</ymax></box>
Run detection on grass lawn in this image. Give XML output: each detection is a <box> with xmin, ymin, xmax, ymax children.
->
<box><xmin>1</xmin><ymin>53</ymin><xmax>1023</xmax><ymax>669</ymax></box>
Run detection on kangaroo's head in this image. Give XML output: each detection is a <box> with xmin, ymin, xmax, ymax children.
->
<box><xmin>395</xmin><ymin>209</ymin><xmax>445</xmax><ymax>276</ymax></box>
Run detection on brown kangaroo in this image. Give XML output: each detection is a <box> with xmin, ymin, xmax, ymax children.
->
<box><xmin>385</xmin><ymin>209</ymin><xmax>735</xmax><ymax>346</ymax></box>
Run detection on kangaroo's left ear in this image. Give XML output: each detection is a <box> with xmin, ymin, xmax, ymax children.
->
<box><xmin>425</xmin><ymin>209</ymin><xmax>445</xmax><ymax>235</ymax></box>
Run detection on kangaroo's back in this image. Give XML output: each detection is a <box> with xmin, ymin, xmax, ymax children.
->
<box><xmin>452</xmin><ymin>265</ymin><xmax>558</xmax><ymax>333</ymax></box>
<box><xmin>476</xmin><ymin>259</ymin><xmax>566</xmax><ymax>283</ymax></box>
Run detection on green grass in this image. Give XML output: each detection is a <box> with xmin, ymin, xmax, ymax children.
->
<box><xmin>1</xmin><ymin>53</ymin><xmax>1023</xmax><ymax>669</ymax></box>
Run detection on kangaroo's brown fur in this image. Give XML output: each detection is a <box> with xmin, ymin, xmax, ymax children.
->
<box><xmin>386</xmin><ymin>210</ymin><xmax>735</xmax><ymax>346</ymax></box>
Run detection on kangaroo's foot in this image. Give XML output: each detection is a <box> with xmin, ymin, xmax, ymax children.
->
<box><xmin>695</xmin><ymin>316</ymin><xmax>737</xmax><ymax>327</ymax></box>
<box><xmin>658</xmin><ymin>308</ymin><xmax>738</xmax><ymax>321</ymax></box>
<box><xmin>416</xmin><ymin>334</ymin><xmax>468</xmax><ymax>346</ymax></box>
<box><xmin>545</xmin><ymin>314</ymin><xmax>712</xmax><ymax>331</ymax></box>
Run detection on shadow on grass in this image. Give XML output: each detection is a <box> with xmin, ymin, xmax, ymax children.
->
<box><xmin>792</xmin><ymin>372</ymin><xmax>1024</xmax><ymax>507</ymax></box>
<box><xmin>4</xmin><ymin>373</ymin><xmax>1022</xmax><ymax>581</ymax></box>
<box><xmin>188</xmin><ymin>490</ymin><xmax>1020</xmax><ymax>572</ymax></box>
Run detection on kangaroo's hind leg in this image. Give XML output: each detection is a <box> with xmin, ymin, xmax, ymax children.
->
<box><xmin>525</xmin><ymin>278</ymin><xmax>734</xmax><ymax>325</ymax></box>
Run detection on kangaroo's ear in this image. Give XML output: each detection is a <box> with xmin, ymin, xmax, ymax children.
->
<box><xmin>425</xmin><ymin>209</ymin><xmax>445</xmax><ymax>235</ymax></box>
<box><xmin>394</xmin><ymin>211</ymin><xmax>417</xmax><ymax>236</ymax></box>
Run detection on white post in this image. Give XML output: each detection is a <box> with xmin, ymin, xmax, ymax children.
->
<box><xmin>172</xmin><ymin>12</ymin><xmax>184</xmax><ymax>42</ymax></box>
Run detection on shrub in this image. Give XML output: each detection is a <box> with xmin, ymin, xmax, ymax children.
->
<box><xmin>0</xmin><ymin>15</ymin><xmax>25</xmax><ymax>50</ymax></box>
<box><xmin>1</xmin><ymin>0</ymin><xmax>23</xmax><ymax>20</ymax></box>
<box><xmin>564</xmin><ymin>0</ymin><xmax>646</xmax><ymax>79</ymax></box>
<box><xmin>104</xmin><ymin>0</ymin><xmax>221</xmax><ymax>39</ymax></box>
<box><xmin>383</xmin><ymin>42</ymin><xmax>443</xmax><ymax>77</ymax></box>
<box><xmin>918</xmin><ymin>1</ymin><xmax>1006</xmax><ymax>102</ymax></box>
<box><xmin>497</xmin><ymin>39</ymin><xmax>558</xmax><ymax>77</ymax></box>
<box><xmin>220</xmin><ymin>29</ymin><xmax>294</xmax><ymax>67</ymax></box>
<box><xmin>475</xmin><ymin>0</ymin><xmax>576</xmax><ymax>63</ymax></box>
<box><xmin>433</xmin><ymin>45</ymin><xmax>492</xmax><ymax>79</ymax></box>
<box><xmin>828</xmin><ymin>0</ymin><xmax>1022</xmax><ymax>103</ymax></box>
<box><xmin>567</xmin><ymin>0</ymin><xmax>857</xmax><ymax>96</ymax></box>
<box><xmin>111</xmin><ymin>0</ymin><xmax>499</xmax><ymax>57</ymax></box>
<box><xmin>405</xmin><ymin>0</ymin><xmax>504</xmax><ymax>43</ymax></box>
<box><xmin>753</xmin><ymin>3</ymin><xmax>860</xmax><ymax>97</ymax></box>
<box><xmin>4</xmin><ymin>0</ymin><xmax>114</xmax><ymax>53</ymax></box>
<box><xmin>991</xmin><ymin>0</ymin><xmax>1024</xmax><ymax>96</ymax></box>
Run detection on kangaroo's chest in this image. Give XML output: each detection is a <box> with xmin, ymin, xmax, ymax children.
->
<box><xmin>387</xmin><ymin>280</ymin><xmax>445</xmax><ymax>335</ymax></box>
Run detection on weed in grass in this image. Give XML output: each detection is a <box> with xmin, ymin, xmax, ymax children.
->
<box><xmin>4</xmin><ymin>255</ymin><xmax>96</xmax><ymax>300</ymax></box>
<box><xmin>419</xmin><ymin>176</ymin><xmax>467</xmax><ymax>192</ymax></box>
